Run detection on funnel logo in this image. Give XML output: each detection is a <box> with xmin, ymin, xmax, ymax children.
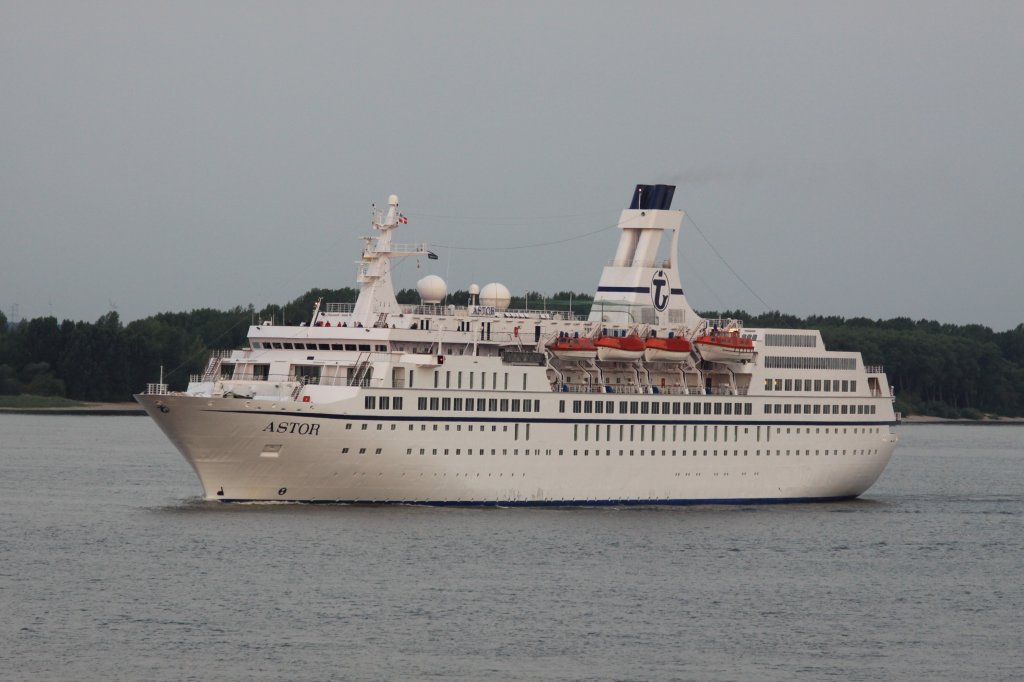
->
<box><xmin>651</xmin><ymin>270</ymin><xmax>670</xmax><ymax>312</ymax></box>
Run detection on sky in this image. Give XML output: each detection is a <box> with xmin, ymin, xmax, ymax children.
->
<box><xmin>2</xmin><ymin>1</ymin><xmax>1022</xmax><ymax>330</ymax></box>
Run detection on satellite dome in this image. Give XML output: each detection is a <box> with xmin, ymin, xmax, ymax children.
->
<box><xmin>417</xmin><ymin>275</ymin><xmax>447</xmax><ymax>304</ymax></box>
<box><xmin>468</xmin><ymin>283</ymin><xmax>480</xmax><ymax>296</ymax></box>
<box><xmin>480</xmin><ymin>282</ymin><xmax>511</xmax><ymax>311</ymax></box>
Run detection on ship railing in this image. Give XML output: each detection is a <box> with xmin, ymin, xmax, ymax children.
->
<box><xmin>394</xmin><ymin>303</ymin><xmax>584</xmax><ymax>321</ymax></box>
<box><xmin>201</xmin><ymin>371</ymin><xmax>386</xmax><ymax>389</ymax></box>
<box><xmin>605</xmin><ymin>258</ymin><xmax>672</xmax><ymax>268</ymax></box>
<box><xmin>324</xmin><ymin>302</ymin><xmax>356</xmax><ymax>313</ymax></box>
<box><xmin>864</xmin><ymin>365</ymin><xmax>885</xmax><ymax>374</ymax></box>
<box><xmin>209</xmin><ymin>349</ymin><xmax>234</xmax><ymax>359</ymax></box>
<box><xmin>554</xmin><ymin>383</ymin><xmax>742</xmax><ymax>396</ymax></box>
<box><xmin>701</xmin><ymin>317</ymin><xmax>745</xmax><ymax>332</ymax></box>
<box><xmin>386</xmin><ymin>242</ymin><xmax>430</xmax><ymax>254</ymax></box>
<box><xmin>145</xmin><ymin>383</ymin><xmax>169</xmax><ymax>395</ymax></box>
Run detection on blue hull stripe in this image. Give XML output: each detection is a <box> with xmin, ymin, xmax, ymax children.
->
<box><xmin>597</xmin><ymin>286</ymin><xmax>649</xmax><ymax>293</ymax></box>
<box><xmin>595</xmin><ymin>287</ymin><xmax>685</xmax><ymax>295</ymax></box>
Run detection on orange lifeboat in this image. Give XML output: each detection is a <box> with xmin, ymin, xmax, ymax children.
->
<box><xmin>694</xmin><ymin>332</ymin><xmax>755</xmax><ymax>363</ymax></box>
<box><xmin>547</xmin><ymin>336</ymin><xmax>597</xmax><ymax>360</ymax></box>
<box><xmin>595</xmin><ymin>334</ymin><xmax>645</xmax><ymax>361</ymax></box>
<box><xmin>644</xmin><ymin>335</ymin><xmax>694</xmax><ymax>362</ymax></box>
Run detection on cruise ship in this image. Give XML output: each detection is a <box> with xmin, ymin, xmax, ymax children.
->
<box><xmin>136</xmin><ymin>184</ymin><xmax>899</xmax><ymax>504</ymax></box>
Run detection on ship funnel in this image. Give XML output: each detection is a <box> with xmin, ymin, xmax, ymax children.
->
<box><xmin>629</xmin><ymin>184</ymin><xmax>675</xmax><ymax>211</ymax></box>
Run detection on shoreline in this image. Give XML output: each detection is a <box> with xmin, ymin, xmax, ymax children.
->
<box><xmin>0</xmin><ymin>401</ymin><xmax>145</xmax><ymax>416</ymax></box>
<box><xmin>900</xmin><ymin>415</ymin><xmax>1024</xmax><ymax>425</ymax></box>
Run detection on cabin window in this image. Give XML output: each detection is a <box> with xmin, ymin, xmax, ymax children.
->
<box><xmin>429</xmin><ymin>397</ymin><xmax>439</xmax><ymax>410</ymax></box>
<box><xmin>394</xmin><ymin>397</ymin><xmax>403</xmax><ymax>410</ymax></box>
<box><xmin>441</xmin><ymin>398</ymin><xmax>451</xmax><ymax>410</ymax></box>
<box><xmin>478</xmin><ymin>398</ymin><xmax>486</xmax><ymax>411</ymax></box>
<box><xmin>559</xmin><ymin>400</ymin><xmax>566</xmax><ymax>414</ymax></box>
<box><xmin>365</xmin><ymin>396</ymin><xmax>376</xmax><ymax>409</ymax></box>
<box><xmin>454</xmin><ymin>398</ymin><xmax>463</xmax><ymax>410</ymax></box>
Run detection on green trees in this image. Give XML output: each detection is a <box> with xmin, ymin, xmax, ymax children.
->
<box><xmin>1</xmin><ymin>294</ymin><xmax>1022</xmax><ymax>414</ymax></box>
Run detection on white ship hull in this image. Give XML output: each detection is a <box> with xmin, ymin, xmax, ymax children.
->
<box><xmin>137</xmin><ymin>184</ymin><xmax>900</xmax><ymax>505</ymax></box>
<box><xmin>137</xmin><ymin>392</ymin><xmax>897</xmax><ymax>504</ymax></box>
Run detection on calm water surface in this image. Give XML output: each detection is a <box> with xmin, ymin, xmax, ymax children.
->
<box><xmin>1</xmin><ymin>416</ymin><xmax>1021</xmax><ymax>681</ymax></box>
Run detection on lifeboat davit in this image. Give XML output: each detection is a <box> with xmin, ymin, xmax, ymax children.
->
<box><xmin>547</xmin><ymin>336</ymin><xmax>597</xmax><ymax>360</ymax></box>
<box><xmin>644</xmin><ymin>336</ymin><xmax>694</xmax><ymax>362</ymax></box>
<box><xmin>694</xmin><ymin>333</ymin><xmax>755</xmax><ymax>363</ymax></box>
<box><xmin>595</xmin><ymin>334</ymin><xmax>645</xmax><ymax>361</ymax></box>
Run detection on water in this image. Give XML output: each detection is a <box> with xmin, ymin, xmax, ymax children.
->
<box><xmin>1</xmin><ymin>416</ymin><xmax>1021</xmax><ymax>681</ymax></box>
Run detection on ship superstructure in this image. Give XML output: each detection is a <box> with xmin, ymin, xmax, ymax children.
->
<box><xmin>136</xmin><ymin>185</ymin><xmax>898</xmax><ymax>504</ymax></box>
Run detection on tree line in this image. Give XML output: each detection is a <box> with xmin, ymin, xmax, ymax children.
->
<box><xmin>1</xmin><ymin>293</ymin><xmax>1022</xmax><ymax>417</ymax></box>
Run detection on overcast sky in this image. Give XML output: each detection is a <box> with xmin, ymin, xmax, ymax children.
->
<box><xmin>2</xmin><ymin>1</ymin><xmax>1022</xmax><ymax>330</ymax></box>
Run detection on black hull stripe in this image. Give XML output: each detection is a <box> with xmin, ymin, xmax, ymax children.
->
<box><xmin>215</xmin><ymin>495</ymin><xmax>861</xmax><ymax>507</ymax></box>
<box><xmin>203</xmin><ymin>409</ymin><xmax>895</xmax><ymax>428</ymax></box>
